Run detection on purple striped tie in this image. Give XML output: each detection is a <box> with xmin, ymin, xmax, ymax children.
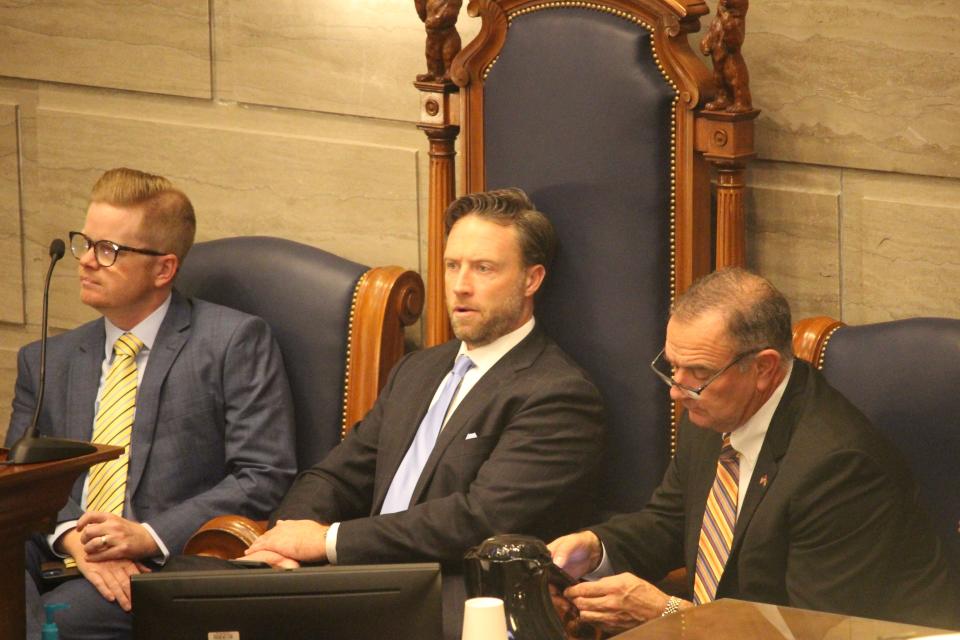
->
<box><xmin>693</xmin><ymin>435</ymin><xmax>739</xmax><ymax>604</ymax></box>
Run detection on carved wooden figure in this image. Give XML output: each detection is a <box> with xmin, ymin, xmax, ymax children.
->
<box><xmin>415</xmin><ymin>0</ymin><xmax>463</xmax><ymax>82</ymax></box>
<box><xmin>701</xmin><ymin>0</ymin><xmax>753</xmax><ymax>113</ymax></box>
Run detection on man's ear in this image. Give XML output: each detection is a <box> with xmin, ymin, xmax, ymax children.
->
<box><xmin>154</xmin><ymin>254</ymin><xmax>180</xmax><ymax>288</ymax></box>
<box><xmin>524</xmin><ymin>264</ymin><xmax>546</xmax><ymax>297</ymax></box>
<box><xmin>754</xmin><ymin>349</ymin><xmax>782</xmax><ymax>391</ymax></box>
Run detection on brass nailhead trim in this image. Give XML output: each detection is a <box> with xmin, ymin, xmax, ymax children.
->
<box><xmin>816</xmin><ymin>325</ymin><xmax>843</xmax><ymax>371</ymax></box>
<box><xmin>341</xmin><ymin>271</ymin><xmax>368</xmax><ymax>440</ymax></box>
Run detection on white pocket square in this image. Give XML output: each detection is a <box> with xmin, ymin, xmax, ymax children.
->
<box><xmin>465</xmin><ymin>432</ymin><xmax>478</xmax><ymax>440</ymax></box>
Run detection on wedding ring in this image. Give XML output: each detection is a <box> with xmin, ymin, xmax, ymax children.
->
<box><xmin>100</xmin><ymin>535</ymin><xmax>108</xmax><ymax>548</ymax></box>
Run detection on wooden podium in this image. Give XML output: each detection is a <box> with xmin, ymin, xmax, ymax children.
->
<box><xmin>0</xmin><ymin>444</ymin><xmax>121</xmax><ymax>640</ymax></box>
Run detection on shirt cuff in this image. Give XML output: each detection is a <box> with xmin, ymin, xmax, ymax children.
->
<box><xmin>326</xmin><ymin>522</ymin><xmax>340</xmax><ymax>565</ymax></box>
<box><xmin>583</xmin><ymin>541</ymin><xmax>614</xmax><ymax>580</ymax></box>
<box><xmin>47</xmin><ymin>521</ymin><xmax>79</xmax><ymax>557</ymax></box>
<box><xmin>140</xmin><ymin>523</ymin><xmax>170</xmax><ymax>565</ymax></box>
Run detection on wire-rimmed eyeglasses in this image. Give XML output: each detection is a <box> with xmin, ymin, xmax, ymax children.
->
<box><xmin>69</xmin><ymin>231</ymin><xmax>166</xmax><ymax>268</ymax></box>
<box><xmin>650</xmin><ymin>347</ymin><xmax>766</xmax><ymax>399</ymax></box>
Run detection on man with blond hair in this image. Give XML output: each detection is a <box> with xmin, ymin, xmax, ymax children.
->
<box><xmin>7</xmin><ymin>168</ymin><xmax>297</xmax><ymax>638</ymax></box>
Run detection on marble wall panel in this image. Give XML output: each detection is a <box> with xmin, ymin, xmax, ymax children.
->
<box><xmin>0</xmin><ymin>104</ymin><xmax>23</xmax><ymax>325</ymax></box>
<box><xmin>745</xmin><ymin>162</ymin><xmax>842</xmax><ymax>321</ymax></box>
<box><xmin>745</xmin><ymin>0</ymin><xmax>960</xmax><ymax>179</ymax></box>
<box><xmin>219</xmin><ymin>0</ymin><xmax>482</xmax><ymax>122</ymax></box>
<box><xmin>0</xmin><ymin>1</ymin><xmax>211</xmax><ymax>98</ymax></box>
<box><xmin>841</xmin><ymin>171</ymin><xmax>960</xmax><ymax>323</ymax></box>
<box><xmin>32</xmin><ymin>108</ymin><xmax>420</xmax><ymax>330</ymax></box>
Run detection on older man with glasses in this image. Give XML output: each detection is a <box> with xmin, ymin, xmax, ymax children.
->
<box><xmin>7</xmin><ymin>167</ymin><xmax>296</xmax><ymax>639</ymax></box>
<box><xmin>548</xmin><ymin>267</ymin><xmax>960</xmax><ymax>633</ymax></box>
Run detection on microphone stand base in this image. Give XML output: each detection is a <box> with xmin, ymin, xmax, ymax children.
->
<box><xmin>8</xmin><ymin>436</ymin><xmax>98</xmax><ymax>464</ymax></box>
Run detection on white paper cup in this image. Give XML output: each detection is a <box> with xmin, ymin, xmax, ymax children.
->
<box><xmin>461</xmin><ymin>597</ymin><xmax>508</xmax><ymax>640</ymax></box>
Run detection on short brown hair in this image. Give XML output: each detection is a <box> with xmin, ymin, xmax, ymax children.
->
<box><xmin>672</xmin><ymin>267</ymin><xmax>794</xmax><ymax>362</ymax></box>
<box><xmin>443</xmin><ymin>188</ymin><xmax>557</xmax><ymax>270</ymax></box>
<box><xmin>90</xmin><ymin>167</ymin><xmax>196</xmax><ymax>261</ymax></box>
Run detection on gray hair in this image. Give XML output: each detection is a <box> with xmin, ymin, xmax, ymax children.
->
<box><xmin>672</xmin><ymin>267</ymin><xmax>793</xmax><ymax>362</ymax></box>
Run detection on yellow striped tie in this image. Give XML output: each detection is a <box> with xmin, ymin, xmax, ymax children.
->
<box><xmin>693</xmin><ymin>435</ymin><xmax>740</xmax><ymax>605</ymax></box>
<box><xmin>88</xmin><ymin>332</ymin><xmax>143</xmax><ymax>514</ymax></box>
<box><xmin>65</xmin><ymin>333</ymin><xmax>143</xmax><ymax>566</ymax></box>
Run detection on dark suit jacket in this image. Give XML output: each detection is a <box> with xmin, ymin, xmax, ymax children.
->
<box><xmin>592</xmin><ymin>361</ymin><xmax>960</xmax><ymax>629</ymax></box>
<box><xmin>273</xmin><ymin>325</ymin><xmax>605</xmax><ymax>568</ymax></box>
<box><xmin>5</xmin><ymin>290</ymin><xmax>298</xmax><ymax>555</ymax></box>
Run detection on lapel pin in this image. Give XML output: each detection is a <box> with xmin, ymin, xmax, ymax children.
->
<box><xmin>758</xmin><ymin>474</ymin><xmax>768</xmax><ymax>488</ymax></box>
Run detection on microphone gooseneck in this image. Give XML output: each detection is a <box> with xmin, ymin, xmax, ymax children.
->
<box><xmin>28</xmin><ymin>239</ymin><xmax>66</xmax><ymax>438</ymax></box>
<box><xmin>8</xmin><ymin>238</ymin><xmax>96</xmax><ymax>463</ymax></box>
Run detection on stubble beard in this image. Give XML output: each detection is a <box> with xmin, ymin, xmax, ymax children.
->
<box><xmin>449</xmin><ymin>285</ymin><xmax>526</xmax><ymax>348</ymax></box>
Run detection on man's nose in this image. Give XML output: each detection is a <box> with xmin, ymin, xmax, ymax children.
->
<box><xmin>452</xmin><ymin>269</ymin><xmax>472</xmax><ymax>294</ymax></box>
<box><xmin>78</xmin><ymin>245</ymin><xmax>99</xmax><ymax>268</ymax></box>
<box><xmin>669</xmin><ymin>383</ymin><xmax>687</xmax><ymax>402</ymax></box>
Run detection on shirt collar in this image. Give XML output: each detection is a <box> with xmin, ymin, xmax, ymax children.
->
<box><xmin>729</xmin><ymin>360</ymin><xmax>793</xmax><ymax>465</ymax></box>
<box><xmin>103</xmin><ymin>294</ymin><xmax>172</xmax><ymax>360</ymax></box>
<box><xmin>456</xmin><ymin>316</ymin><xmax>535</xmax><ymax>374</ymax></box>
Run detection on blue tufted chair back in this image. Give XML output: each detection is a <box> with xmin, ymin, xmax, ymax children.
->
<box><xmin>816</xmin><ymin>317</ymin><xmax>960</xmax><ymax>572</ymax></box>
<box><xmin>176</xmin><ymin>236</ymin><xmax>367</xmax><ymax>470</ymax></box>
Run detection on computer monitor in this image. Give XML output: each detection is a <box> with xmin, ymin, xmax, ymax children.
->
<box><xmin>132</xmin><ymin>563</ymin><xmax>442</xmax><ymax>640</ymax></box>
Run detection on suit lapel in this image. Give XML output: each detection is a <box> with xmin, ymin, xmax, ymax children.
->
<box><xmin>65</xmin><ymin>321</ymin><xmax>106</xmax><ymax>440</ymax></box>
<box><xmin>721</xmin><ymin>364</ymin><xmax>808</xmax><ymax>592</ymax></box>
<box><xmin>407</xmin><ymin>329</ymin><xmax>547</xmax><ymax>506</ymax></box>
<box><xmin>371</xmin><ymin>343</ymin><xmax>458</xmax><ymax>512</ymax></box>
<box><xmin>126</xmin><ymin>293</ymin><xmax>191</xmax><ymax>497</ymax></box>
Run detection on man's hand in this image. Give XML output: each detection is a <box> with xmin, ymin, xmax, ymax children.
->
<box><xmin>59</xmin><ymin>529</ymin><xmax>150</xmax><ymax>611</ymax></box>
<box><xmin>244</xmin><ymin>520</ymin><xmax>329</xmax><ymax>563</ymax></box>
<box><xmin>564</xmin><ymin>572</ymin><xmax>684</xmax><ymax>634</ymax></box>
<box><xmin>76</xmin><ymin>512</ymin><xmax>159</xmax><ymax>562</ymax></box>
<box><xmin>547</xmin><ymin>531</ymin><xmax>603</xmax><ymax>579</ymax></box>
<box><xmin>242</xmin><ymin>549</ymin><xmax>301</xmax><ymax>569</ymax></box>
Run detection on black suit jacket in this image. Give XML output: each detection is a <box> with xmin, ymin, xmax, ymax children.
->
<box><xmin>593</xmin><ymin>361</ymin><xmax>960</xmax><ymax>629</ymax></box>
<box><xmin>273</xmin><ymin>325</ymin><xmax>605</xmax><ymax>568</ymax></box>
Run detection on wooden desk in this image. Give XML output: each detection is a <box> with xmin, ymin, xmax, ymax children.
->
<box><xmin>612</xmin><ymin>599</ymin><xmax>956</xmax><ymax>640</ymax></box>
<box><xmin>0</xmin><ymin>444</ymin><xmax>122</xmax><ymax>640</ymax></box>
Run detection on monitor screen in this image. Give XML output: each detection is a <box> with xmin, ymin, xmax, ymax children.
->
<box><xmin>132</xmin><ymin>563</ymin><xmax>442</xmax><ymax>640</ymax></box>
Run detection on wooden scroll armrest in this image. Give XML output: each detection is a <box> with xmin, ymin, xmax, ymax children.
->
<box><xmin>792</xmin><ymin>316</ymin><xmax>845</xmax><ymax>366</ymax></box>
<box><xmin>183</xmin><ymin>515</ymin><xmax>267</xmax><ymax>560</ymax></box>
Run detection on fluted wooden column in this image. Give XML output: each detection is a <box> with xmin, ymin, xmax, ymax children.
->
<box><xmin>694</xmin><ymin>108</ymin><xmax>759</xmax><ymax>269</ymax></box>
<box><xmin>415</xmin><ymin>80</ymin><xmax>460</xmax><ymax>346</ymax></box>
<box><xmin>714</xmin><ymin>164</ymin><xmax>747</xmax><ymax>267</ymax></box>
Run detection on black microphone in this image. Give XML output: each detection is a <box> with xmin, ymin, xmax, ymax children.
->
<box><xmin>8</xmin><ymin>239</ymin><xmax>97</xmax><ymax>463</ymax></box>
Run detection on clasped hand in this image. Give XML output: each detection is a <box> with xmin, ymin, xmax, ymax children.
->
<box><xmin>60</xmin><ymin>512</ymin><xmax>158</xmax><ymax>611</ymax></box>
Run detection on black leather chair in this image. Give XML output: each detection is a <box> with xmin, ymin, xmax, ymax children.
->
<box><xmin>176</xmin><ymin>236</ymin><xmax>424</xmax><ymax>557</ymax></box>
<box><xmin>793</xmin><ymin>316</ymin><xmax>960</xmax><ymax>573</ymax></box>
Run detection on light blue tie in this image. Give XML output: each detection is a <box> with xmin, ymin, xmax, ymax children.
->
<box><xmin>380</xmin><ymin>354</ymin><xmax>475</xmax><ymax>514</ymax></box>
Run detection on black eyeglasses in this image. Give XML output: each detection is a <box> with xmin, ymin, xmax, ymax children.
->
<box><xmin>69</xmin><ymin>231</ymin><xmax>166</xmax><ymax>267</ymax></box>
<box><xmin>650</xmin><ymin>347</ymin><xmax>766</xmax><ymax>399</ymax></box>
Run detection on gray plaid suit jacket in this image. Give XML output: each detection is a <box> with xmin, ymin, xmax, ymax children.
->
<box><xmin>6</xmin><ymin>290</ymin><xmax>297</xmax><ymax>555</ymax></box>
